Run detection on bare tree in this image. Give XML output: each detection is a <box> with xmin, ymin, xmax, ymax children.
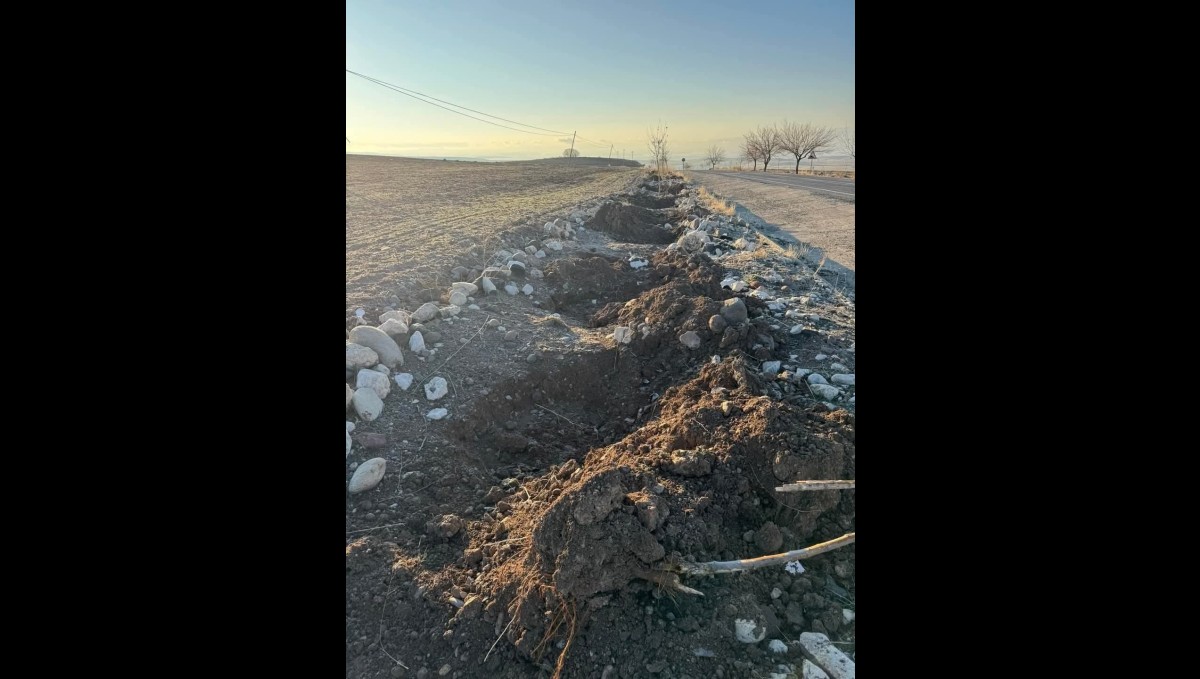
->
<box><xmin>753</xmin><ymin>124</ymin><xmax>781</xmax><ymax>172</ymax></box>
<box><xmin>562</xmin><ymin>148</ymin><xmax>580</xmax><ymax>158</ymax></box>
<box><xmin>779</xmin><ymin>121</ymin><xmax>839</xmax><ymax>174</ymax></box>
<box><xmin>646</xmin><ymin>123</ymin><xmax>670</xmax><ymax>175</ymax></box>
<box><xmin>839</xmin><ymin>127</ymin><xmax>855</xmax><ymax>159</ymax></box>
<box><xmin>741</xmin><ymin>134</ymin><xmax>760</xmax><ymax>171</ymax></box>
<box><xmin>705</xmin><ymin>145</ymin><xmax>726</xmax><ymax>170</ymax></box>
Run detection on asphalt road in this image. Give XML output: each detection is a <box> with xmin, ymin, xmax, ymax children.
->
<box><xmin>691</xmin><ymin>170</ymin><xmax>855</xmax><ymax>201</ymax></box>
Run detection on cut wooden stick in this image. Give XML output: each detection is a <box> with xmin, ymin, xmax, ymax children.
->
<box><xmin>675</xmin><ymin>532</ymin><xmax>855</xmax><ymax>577</ymax></box>
<box><xmin>775</xmin><ymin>480</ymin><xmax>856</xmax><ymax>493</ymax></box>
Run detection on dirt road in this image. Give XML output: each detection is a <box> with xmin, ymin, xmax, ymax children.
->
<box><xmin>689</xmin><ymin>170</ymin><xmax>856</xmax><ymax>283</ymax></box>
<box><xmin>346</xmin><ymin>155</ymin><xmax>640</xmax><ymax>310</ymax></box>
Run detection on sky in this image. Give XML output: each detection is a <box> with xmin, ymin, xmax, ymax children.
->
<box><xmin>346</xmin><ymin>0</ymin><xmax>854</xmax><ymax>164</ymax></box>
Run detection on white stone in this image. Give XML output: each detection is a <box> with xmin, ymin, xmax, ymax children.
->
<box><xmin>354</xmin><ymin>308</ymin><xmax>365</xmax><ymax>319</ymax></box>
<box><xmin>525</xmin><ymin>246</ymin><xmax>537</xmax><ymax>255</ymax></box>
<box><xmin>802</xmin><ymin>660</ymin><xmax>831</xmax><ymax>679</ymax></box>
<box><xmin>467</xmin><ymin>304</ymin><xmax>480</xmax><ymax>310</ymax></box>
<box><xmin>734</xmin><ymin>618</ymin><xmax>766</xmax><ymax>643</ymax></box>
<box><xmin>378</xmin><ymin>319</ymin><xmax>409</xmax><ymax>337</ymax></box>
<box><xmin>770</xmin><ymin>587</ymin><xmax>782</xmax><ymax>599</ymax></box>
<box><xmin>413</xmin><ymin>302</ymin><xmax>440</xmax><ymax>323</ymax></box>
<box><xmin>842</xmin><ymin>609</ymin><xmax>855</xmax><ymax>624</ymax></box>
<box><xmin>352</xmin><ymin>387</ymin><xmax>383</xmax><ymax>421</ymax></box>
<box><xmin>495</xmin><ymin>249</ymin><xmax>513</xmax><ymax>262</ymax></box>
<box><xmin>480</xmin><ymin>277</ymin><xmax>497</xmax><ymax>294</ymax></box>
<box><xmin>424</xmin><ymin>377</ymin><xmax>449</xmax><ymax>401</ymax></box>
<box><xmin>348</xmin><ymin>457</ymin><xmax>386</xmax><ymax>494</ymax></box>
<box><xmin>372</xmin><ymin>364</ymin><xmax>390</xmax><ymax>376</ymax></box>
<box><xmin>785</xmin><ymin>309</ymin><xmax>803</xmax><ymax>319</ymax></box>
<box><xmin>790</xmin><ymin>325</ymin><xmax>804</xmax><ymax>335</ymax></box>
<box><xmin>785</xmin><ymin>560</ymin><xmax>805</xmax><ymax>575</ymax></box>
<box><xmin>426</xmin><ymin>407</ymin><xmax>448</xmax><ymax>420</ymax></box>
<box><xmin>505</xmin><ymin>283</ymin><xmax>519</xmax><ymax>295</ymax></box>
<box><xmin>792</xmin><ymin>369</ymin><xmax>812</xmax><ymax>380</ymax></box>
<box><xmin>440</xmin><ymin>305</ymin><xmax>461</xmax><ymax>317</ymax></box>
<box><xmin>394</xmin><ymin>373</ymin><xmax>414</xmax><ymax>391</ymax></box>
<box><xmin>346</xmin><ymin>384</ymin><xmax>354</xmax><ymax>410</ymax></box>
<box><xmin>797</xmin><ymin>633</ymin><xmax>854</xmax><ymax>679</ymax></box>
<box><xmin>731</xmin><ymin>280</ymin><xmax>747</xmax><ymax>292</ymax></box>
<box><xmin>534</xmin><ymin>249</ymin><xmax>546</xmax><ymax>258</ymax></box>
<box><xmin>544</xmin><ymin>239</ymin><xmax>563</xmax><ymax>251</ymax></box>
<box><xmin>614</xmin><ymin>326</ymin><xmax>633</xmax><ymax>344</ymax></box>
<box><xmin>379</xmin><ymin>310</ymin><xmax>410</xmax><ymax>325</ymax></box>
<box><xmin>815</xmin><ymin>353</ymin><xmax>827</xmax><ymax>361</ymax></box>
<box><xmin>451</xmin><ymin>282</ymin><xmax>478</xmax><ymax>296</ymax></box>
<box><xmin>349</xmin><ymin>326</ymin><xmax>405</xmax><ymax>368</ymax></box>
<box><xmin>529</xmin><ymin>268</ymin><xmax>544</xmax><ymax>279</ymax></box>
<box><xmin>629</xmin><ymin>256</ymin><xmax>649</xmax><ymax>269</ymax></box>
<box><xmin>831</xmin><ymin>374</ymin><xmax>855</xmax><ymax>386</ymax></box>
<box><xmin>809</xmin><ymin>383</ymin><xmax>841</xmax><ymax>400</ymax></box>
<box><xmin>849</xmin><ymin>395</ymin><xmax>855</xmax><ymax>404</ymax></box>
<box><xmin>357</xmin><ymin>369</ymin><xmax>391</xmax><ymax>400</ymax></box>
<box><xmin>522</xmin><ymin>283</ymin><xmax>534</xmax><ymax>296</ymax></box>
<box><xmin>346</xmin><ymin>429</ymin><xmax>352</xmax><ymax>458</ymax></box>
<box><xmin>762</xmin><ymin>360</ymin><xmax>782</xmax><ymax>375</ymax></box>
<box><xmin>449</xmin><ymin>291</ymin><xmax>467</xmax><ymax>306</ymax></box>
<box><xmin>346</xmin><ymin>421</ymin><xmax>355</xmax><ymax>433</ymax></box>
<box><xmin>346</xmin><ymin>342</ymin><xmax>379</xmax><ymax>370</ymax></box>
<box><xmin>409</xmin><ymin>331</ymin><xmax>425</xmax><ymax>352</ymax></box>
<box><xmin>768</xmin><ymin>639</ymin><xmax>788</xmax><ymax>654</ymax></box>
<box><xmin>830</xmin><ymin>362</ymin><xmax>848</xmax><ymax>372</ymax></box>
<box><xmin>679</xmin><ymin>331</ymin><xmax>701</xmax><ymax>349</ymax></box>
<box><xmin>807</xmin><ymin>373</ymin><xmax>828</xmax><ymax>385</ymax></box>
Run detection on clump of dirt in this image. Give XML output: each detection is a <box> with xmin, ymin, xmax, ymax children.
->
<box><xmin>543</xmin><ymin>255</ymin><xmax>646</xmax><ymax>314</ymax></box>
<box><xmin>473</xmin><ymin>357</ymin><xmax>855</xmax><ymax>674</ymax></box>
<box><xmin>584</xmin><ymin>202</ymin><xmax>676</xmax><ymax>244</ymax></box>
<box><xmin>622</xmin><ymin>192</ymin><xmax>677</xmax><ymax>209</ymax></box>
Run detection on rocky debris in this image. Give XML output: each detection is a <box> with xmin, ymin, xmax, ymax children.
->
<box><xmin>505</xmin><ymin>283</ymin><xmax>519</xmax><ymax>295</ymax></box>
<box><xmin>485</xmin><ymin>318</ymin><xmax>500</xmax><ymax>328</ymax></box>
<box><xmin>629</xmin><ymin>255</ymin><xmax>649</xmax><ymax>269</ymax></box>
<box><xmin>721</xmin><ymin>297</ymin><xmax>748</xmax><ymax>324</ymax></box>
<box><xmin>768</xmin><ymin>639</ymin><xmax>789</xmax><ymax>654</ymax></box>
<box><xmin>665</xmin><ymin>448</ymin><xmax>715</xmax><ymax>477</ymax></box>
<box><xmin>409</xmin><ymin>331</ymin><xmax>425</xmax><ymax>352</ymax></box>
<box><xmin>346</xmin><ymin>384</ymin><xmax>354</xmax><ymax>410</ymax></box>
<box><xmin>448</xmin><ymin>291</ymin><xmax>467</xmax><ymax>306</ymax></box>
<box><xmin>426</xmin><ymin>407</ymin><xmax>448</xmax><ymax>420</ymax></box>
<box><xmin>802</xmin><ymin>660</ymin><xmax>831</xmax><ymax>679</ymax></box>
<box><xmin>478</xmin><ymin>276</ymin><xmax>497</xmax><ymax>294</ymax></box>
<box><xmin>504</xmin><ymin>330</ymin><xmax>518</xmax><ymax>342</ymax></box>
<box><xmin>451</xmin><ymin>281</ymin><xmax>478</xmax><ymax>296</ymax></box>
<box><xmin>413</xmin><ymin>302</ymin><xmax>440</xmax><ymax>323</ymax></box>
<box><xmin>346</xmin><ymin>429</ymin><xmax>352</xmax><ymax>457</ymax></box>
<box><xmin>508</xmin><ymin>261</ymin><xmax>527</xmax><ymax>277</ymax></box>
<box><xmin>346</xmin><ymin>342</ymin><xmax>379</xmax><ymax>370</ymax></box>
<box><xmin>356</xmin><ymin>369</ymin><xmax>391</xmax><ymax>400</ymax></box>
<box><xmin>348</xmin><ymin>457</ymin><xmax>386</xmax><ymax>494</ymax></box>
<box><xmin>424</xmin><ymin>376</ymin><xmax>449</xmax><ymax>401</ymax></box>
<box><xmin>535</xmin><ymin>249</ymin><xmax>546</xmax><ymax>259</ymax></box>
<box><xmin>755</xmin><ymin>522</ymin><xmax>784</xmax><ymax>552</ymax></box>
<box><xmin>379</xmin><ymin>309</ymin><xmax>409</xmax><ymax>325</ymax></box>
<box><xmin>831</xmin><ymin>374</ymin><xmax>855</xmax><ymax>386</ymax></box>
<box><xmin>679</xmin><ymin>331</ymin><xmax>702</xmax><ymax>349</ymax></box>
<box><xmin>544</xmin><ymin>239</ymin><xmax>563</xmax><ymax>251</ymax></box>
<box><xmin>809</xmin><ymin>384</ymin><xmax>841</xmax><ymax>401</ymax></box>
<box><xmin>830</xmin><ymin>362</ymin><xmax>848</xmax><ymax>372</ymax></box>
<box><xmin>842</xmin><ymin>609</ymin><xmax>855</xmax><ymax>624</ymax></box>
<box><xmin>807</xmin><ymin>373</ymin><xmax>828</xmax><ymax>385</ymax></box>
<box><xmin>431</xmin><ymin>514</ymin><xmax>465</xmax><ymax>538</ymax></box>
<box><xmin>522</xmin><ymin>283</ymin><xmax>534</xmax><ymax>296</ymax></box>
<box><xmin>529</xmin><ymin>268</ymin><xmax>544</xmax><ymax>279</ymax></box>
<box><xmin>352</xmin><ymin>387</ymin><xmax>383</xmax><ymax>421</ymax></box>
<box><xmin>613</xmin><ymin>326</ymin><xmax>633</xmax><ymax>344</ymax></box>
<box><xmin>762</xmin><ymin>360</ymin><xmax>782</xmax><ymax>375</ymax></box>
<box><xmin>798</xmin><ymin>632</ymin><xmax>855</xmax><ymax>679</ymax></box>
<box><xmin>440</xmin><ymin>305</ymin><xmax>461</xmax><ymax>318</ymax></box>
<box><xmin>708</xmin><ymin>314</ymin><xmax>727</xmax><ymax>333</ymax></box>
<box><xmin>378</xmin><ymin>318</ymin><xmax>408</xmax><ymax>337</ymax></box>
<box><xmin>349</xmin><ymin>326</ymin><xmax>404</xmax><ymax>368</ymax></box>
<box><xmin>814</xmin><ymin>353</ymin><xmax>828</xmax><ymax>361</ymax></box>
<box><xmin>735</xmin><ymin>617</ymin><xmax>768</xmax><ymax>644</ymax></box>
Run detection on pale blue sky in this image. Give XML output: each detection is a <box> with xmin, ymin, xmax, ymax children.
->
<box><xmin>347</xmin><ymin>0</ymin><xmax>854</xmax><ymax>162</ymax></box>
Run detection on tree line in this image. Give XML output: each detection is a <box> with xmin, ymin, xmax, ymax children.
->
<box><xmin>740</xmin><ymin>122</ymin><xmax>847</xmax><ymax>173</ymax></box>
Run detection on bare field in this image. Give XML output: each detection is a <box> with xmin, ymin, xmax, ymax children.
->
<box><xmin>346</xmin><ymin>155</ymin><xmax>640</xmax><ymax>310</ymax></box>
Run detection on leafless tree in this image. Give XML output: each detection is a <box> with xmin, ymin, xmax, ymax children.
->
<box><xmin>562</xmin><ymin>148</ymin><xmax>580</xmax><ymax>158</ymax></box>
<box><xmin>742</xmin><ymin>134</ymin><xmax>760</xmax><ymax>171</ymax></box>
<box><xmin>753</xmin><ymin>124</ymin><xmax>781</xmax><ymax>171</ymax></box>
<box><xmin>780</xmin><ymin>121</ymin><xmax>838</xmax><ymax>174</ymax></box>
<box><xmin>840</xmin><ymin>127</ymin><xmax>855</xmax><ymax>159</ymax></box>
<box><xmin>646</xmin><ymin>123</ymin><xmax>670</xmax><ymax>175</ymax></box>
<box><xmin>705</xmin><ymin>145</ymin><xmax>726</xmax><ymax>170</ymax></box>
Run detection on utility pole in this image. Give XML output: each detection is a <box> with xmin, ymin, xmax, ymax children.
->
<box><xmin>608</xmin><ymin>144</ymin><xmax>613</xmax><ymax>159</ymax></box>
<box><xmin>569</xmin><ymin>131</ymin><xmax>576</xmax><ymax>163</ymax></box>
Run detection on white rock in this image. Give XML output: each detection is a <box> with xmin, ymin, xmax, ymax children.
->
<box><xmin>544</xmin><ymin>239</ymin><xmax>563</xmax><ymax>251</ymax></box>
<box><xmin>808</xmin><ymin>314</ymin><xmax>821</xmax><ymax>323</ymax></box>
<box><xmin>809</xmin><ymin>383</ymin><xmax>841</xmax><ymax>400</ymax></box>
<box><xmin>409</xmin><ymin>331</ymin><xmax>425</xmax><ymax>352</ymax></box>
<box><xmin>451</xmin><ymin>282</ymin><xmax>478</xmax><ymax>296</ymax></box>
<box><xmin>529</xmin><ymin>268</ymin><xmax>544</xmax><ymax>279</ymax></box>
<box><xmin>440</xmin><ymin>305</ymin><xmax>461</xmax><ymax>317</ymax></box>
<box><xmin>346</xmin><ymin>384</ymin><xmax>354</xmax><ymax>410</ymax></box>
<box><xmin>348</xmin><ymin>457</ymin><xmax>386</xmax><ymax>493</ymax></box>
<box><xmin>535</xmin><ymin>249</ymin><xmax>546</xmax><ymax>258</ymax></box>
<box><xmin>629</xmin><ymin>256</ymin><xmax>649</xmax><ymax>269</ymax></box>
<box><xmin>426</xmin><ymin>407</ymin><xmax>448</xmax><ymax>420</ymax></box>
<box><xmin>354</xmin><ymin>308</ymin><xmax>365</xmax><ymax>319</ymax></box>
<box><xmin>731</xmin><ymin>280</ymin><xmax>747</xmax><ymax>292</ymax></box>
<box><xmin>424</xmin><ymin>377</ymin><xmax>449</xmax><ymax>401</ymax></box>
<box><xmin>356</xmin><ymin>369</ymin><xmax>391</xmax><ymax>400</ymax></box>
<box><xmin>346</xmin><ymin>342</ymin><xmax>379</xmax><ymax>370</ymax></box>
<box><xmin>352</xmin><ymin>387</ymin><xmax>384</xmax><ymax>421</ymax></box>
<box><xmin>679</xmin><ymin>331</ymin><xmax>701</xmax><ymax>349</ymax></box>
<box><xmin>785</xmin><ymin>309</ymin><xmax>803</xmax><ymax>319</ymax></box>
<box><xmin>831</xmin><ymin>374</ymin><xmax>855</xmax><ymax>386</ymax></box>
<box><xmin>785</xmin><ymin>560</ymin><xmax>805</xmax><ymax>575</ymax></box>
<box><xmin>372</xmin><ymin>364</ymin><xmax>390</xmax><ymax>376</ymax></box>
<box><xmin>762</xmin><ymin>360</ymin><xmax>782</xmax><ymax>375</ymax></box>
<box><xmin>522</xmin><ymin>283</ymin><xmax>534</xmax><ymax>296</ymax></box>
<box><xmin>349</xmin><ymin>326</ymin><xmax>405</xmax><ymax>368</ymax></box>
<box><xmin>790</xmin><ymin>325</ymin><xmax>804</xmax><ymax>335</ymax></box>
<box><xmin>807</xmin><ymin>373</ymin><xmax>828</xmax><ymax>385</ymax></box>
<box><xmin>842</xmin><ymin>609</ymin><xmax>855</xmax><ymax>624</ymax></box>
<box><xmin>614</xmin><ymin>326</ymin><xmax>633</xmax><ymax>344</ymax></box>
<box><xmin>449</xmin><ymin>291</ymin><xmax>468</xmax><ymax>306</ymax></box>
<box><xmin>497</xmin><ymin>326</ymin><xmax>506</xmax><ymax>332</ymax></box>
<box><xmin>768</xmin><ymin>639</ymin><xmax>788</xmax><ymax>654</ymax></box>
<box><xmin>849</xmin><ymin>395</ymin><xmax>855</xmax><ymax>404</ymax></box>
<box><xmin>467</xmin><ymin>304</ymin><xmax>480</xmax><ymax>310</ymax></box>
<box><xmin>413</xmin><ymin>302</ymin><xmax>440</xmax><ymax>323</ymax></box>
<box><xmin>830</xmin><ymin>362</ymin><xmax>848</xmax><ymax>372</ymax></box>
<box><xmin>798</xmin><ymin>633</ymin><xmax>854</xmax><ymax>679</ymax></box>
<box><xmin>525</xmin><ymin>246</ymin><xmax>537</xmax><ymax>255</ymax></box>
<box><xmin>752</xmin><ymin>288</ymin><xmax>772</xmax><ymax>300</ymax></box>
<box><xmin>735</xmin><ymin>618</ymin><xmax>766</xmax><ymax>643</ymax></box>
<box><xmin>379</xmin><ymin>309</ymin><xmax>410</xmax><ymax>325</ymax></box>
<box><xmin>770</xmin><ymin>587</ymin><xmax>782</xmax><ymax>599</ymax></box>
<box><xmin>814</xmin><ymin>354</ymin><xmax>828</xmax><ymax>361</ymax></box>
<box><xmin>479</xmin><ymin>277</ymin><xmax>497</xmax><ymax>294</ymax></box>
<box><xmin>495</xmin><ymin>249</ymin><xmax>513</xmax><ymax>262</ymax></box>
<box><xmin>378</xmin><ymin>319</ymin><xmax>409</xmax><ymax>337</ymax></box>
<box><xmin>791</xmin><ymin>369</ymin><xmax>812</xmax><ymax>380</ymax></box>
<box><xmin>394</xmin><ymin>373</ymin><xmax>414</xmax><ymax>391</ymax></box>
<box><xmin>505</xmin><ymin>283</ymin><xmax>519</xmax><ymax>295</ymax></box>
<box><xmin>767</xmin><ymin>301</ymin><xmax>786</xmax><ymax>311</ymax></box>
<box><xmin>346</xmin><ymin>421</ymin><xmax>355</xmax><ymax>433</ymax></box>
<box><xmin>802</xmin><ymin>660</ymin><xmax>831</xmax><ymax>679</ymax></box>
<box><xmin>346</xmin><ymin>429</ymin><xmax>352</xmax><ymax>458</ymax></box>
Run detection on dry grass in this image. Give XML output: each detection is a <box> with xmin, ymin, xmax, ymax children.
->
<box><xmin>695</xmin><ymin>186</ymin><xmax>736</xmax><ymax>217</ymax></box>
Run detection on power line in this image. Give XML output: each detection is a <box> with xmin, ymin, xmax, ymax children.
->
<box><xmin>347</xmin><ymin>70</ymin><xmax>561</xmax><ymax>136</ymax></box>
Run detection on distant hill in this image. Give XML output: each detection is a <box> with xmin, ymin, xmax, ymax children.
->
<box><xmin>522</xmin><ymin>156</ymin><xmax>643</xmax><ymax>167</ymax></box>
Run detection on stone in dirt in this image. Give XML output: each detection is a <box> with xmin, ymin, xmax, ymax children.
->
<box><xmin>522</xmin><ymin>283</ymin><xmax>534</xmax><ymax>296</ymax></box>
<box><xmin>802</xmin><ymin>660</ymin><xmax>831</xmax><ymax>679</ymax></box>
<box><xmin>505</xmin><ymin>283</ymin><xmax>519</xmax><ymax>295</ymax></box>
<box><xmin>830</xmin><ymin>362</ymin><xmax>848</xmax><ymax>372</ymax></box>
<box><xmin>769</xmin><ymin>639</ymin><xmax>788</xmax><ymax>654</ymax></box>
<box><xmin>665</xmin><ymin>448</ymin><xmax>715</xmax><ymax>477</ymax></box>
<box><xmin>721</xmin><ymin>297</ymin><xmax>748</xmax><ymax>324</ymax></box>
<box><xmin>379</xmin><ymin>309</ymin><xmax>409</xmax><ymax>325</ymax></box>
<box><xmin>346</xmin><ymin>429</ymin><xmax>351</xmax><ymax>457</ymax></box>
<box><xmin>451</xmin><ymin>265</ymin><xmax>471</xmax><ymax>281</ymax></box>
<box><xmin>346</xmin><ymin>342</ymin><xmax>378</xmax><ymax>370</ymax></box>
<box><xmin>807</xmin><ymin>373</ymin><xmax>828</xmax><ymax>385</ymax></box>
<box><xmin>529</xmin><ymin>268</ymin><xmax>544</xmax><ymax>279</ymax></box>
<box><xmin>451</xmin><ymin>281</ymin><xmax>478</xmax><ymax>296</ymax></box>
<box><xmin>449</xmin><ymin>291</ymin><xmax>467</xmax><ymax>306</ymax></box>
<box><xmin>478</xmin><ymin>276</ymin><xmax>497</xmax><ymax>294</ymax></box>
<box><xmin>350</xmin><ymin>326</ymin><xmax>405</xmax><ymax>368</ymax></box>
<box><xmin>486</xmin><ymin>319</ymin><xmax>500</xmax><ymax>328</ymax></box>
<box><xmin>508</xmin><ymin>261</ymin><xmax>526</xmax><ymax>277</ymax></box>
<box><xmin>378</xmin><ymin>318</ymin><xmax>408</xmax><ymax>337</ymax></box>
<box><xmin>613</xmin><ymin>326</ymin><xmax>633</xmax><ymax>344</ymax></box>
<box><xmin>831</xmin><ymin>374</ymin><xmax>855</xmax><ymax>386</ymax></box>
<box><xmin>426</xmin><ymin>407</ymin><xmax>448</xmax><ymax>420</ymax></box>
<box><xmin>424</xmin><ymin>376</ymin><xmax>449</xmax><ymax>401</ymax></box>
<box><xmin>708</xmin><ymin>314</ymin><xmax>727</xmax><ymax>333</ymax></box>
<box><xmin>505</xmin><ymin>330</ymin><xmax>518</xmax><ymax>342</ymax></box>
<box><xmin>346</xmin><ymin>383</ymin><xmax>354</xmax><ymax>410</ymax></box>
<box><xmin>440</xmin><ymin>305</ymin><xmax>461</xmax><ymax>317</ymax></box>
<box><xmin>798</xmin><ymin>633</ymin><xmax>855</xmax><ymax>679</ymax></box>
<box><xmin>544</xmin><ymin>239</ymin><xmax>563</xmax><ymax>251</ymax></box>
<box><xmin>352</xmin><ymin>387</ymin><xmax>383</xmax><ymax>421</ymax></box>
<box><xmin>755</xmin><ymin>521</ymin><xmax>784</xmax><ymax>552</ymax></box>
<box><xmin>679</xmin><ymin>331</ymin><xmax>702</xmax><ymax>349</ymax></box>
<box><xmin>809</xmin><ymin>383</ymin><xmax>841</xmax><ymax>400</ymax></box>
<box><xmin>762</xmin><ymin>360</ymin><xmax>782</xmax><ymax>375</ymax></box>
<box><xmin>348</xmin><ymin>457</ymin><xmax>386</xmax><ymax>494</ymax></box>
<box><xmin>409</xmin><ymin>331</ymin><xmax>425</xmax><ymax>352</ymax></box>
<box><xmin>535</xmin><ymin>249</ymin><xmax>546</xmax><ymax>258</ymax></box>
<box><xmin>356</xmin><ymin>369</ymin><xmax>391</xmax><ymax>400</ymax></box>
<box><xmin>413</xmin><ymin>302</ymin><xmax>440</xmax><ymax>323</ymax></box>
<box><xmin>394</xmin><ymin>373</ymin><xmax>414</xmax><ymax>390</ymax></box>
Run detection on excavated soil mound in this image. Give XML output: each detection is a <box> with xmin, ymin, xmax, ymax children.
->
<box><xmin>584</xmin><ymin>202</ymin><xmax>677</xmax><ymax>243</ymax></box>
<box><xmin>543</xmin><ymin>255</ymin><xmax>646</xmax><ymax>314</ymax></box>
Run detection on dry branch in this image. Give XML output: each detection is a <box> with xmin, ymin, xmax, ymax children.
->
<box><xmin>775</xmin><ymin>480</ymin><xmax>856</xmax><ymax>493</ymax></box>
<box><xmin>674</xmin><ymin>532</ymin><xmax>855</xmax><ymax>577</ymax></box>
